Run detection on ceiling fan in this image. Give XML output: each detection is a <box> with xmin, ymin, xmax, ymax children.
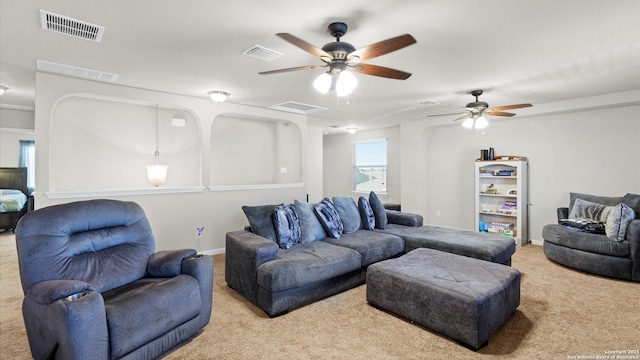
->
<box><xmin>259</xmin><ymin>22</ymin><xmax>416</xmax><ymax>96</ymax></box>
<box><xmin>428</xmin><ymin>90</ymin><xmax>532</xmax><ymax>129</ymax></box>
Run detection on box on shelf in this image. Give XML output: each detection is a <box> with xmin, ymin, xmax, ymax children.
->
<box><xmin>489</xmin><ymin>222</ymin><xmax>514</xmax><ymax>237</ymax></box>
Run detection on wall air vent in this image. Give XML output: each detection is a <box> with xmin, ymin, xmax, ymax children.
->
<box><xmin>40</xmin><ymin>10</ymin><xmax>104</xmax><ymax>42</ymax></box>
<box><xmin>37</xmin><ymin>60</ymin><xmax>118</xmax><ymax>82</ymax></box>
<box><xmin>268</xmin><ymin>101</ymin><xmax>327</xmax><ymax>115</ymax></box>
<box><xmin>242</xmin><ymin>45</ymin><xmax>283</xmax><ymax>61</ymax></box>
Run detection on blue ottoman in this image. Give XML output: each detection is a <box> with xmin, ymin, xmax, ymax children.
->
<box><xmin>366</xmin><ymin>248</ymin><xmax>520</xmax><ymax>350</ymax></box>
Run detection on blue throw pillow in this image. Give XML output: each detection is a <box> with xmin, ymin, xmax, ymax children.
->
<box><xmin>241</xmin><ymin>204</ymin><xmax>283</xmax><ymax>242</ymax></box>
<box><xmin>332</xmin><ymin>196</ymin><xmax>362</xmax><ymax>234</ymax></box>
<box><xmin>369</xmin><ymin>191</ymin><xmax>387</xmax><ymax>229</ymax></box>
<box><xmin>358</xmin><ymin>196</ymin><xmax>375</xmax><ymax>231</ymax></box>
<box><xmin>314</xmin><ymin>198</ymin><xmax>344</xmax><ymax>239</ymax></box>
<box><xmin>294</xmin><ymin>200</ymin><xmax>326</xmax><ymax>243</ymax></box>
<box><xmin>273</xmin><ymin>204</ymin><xmax>301</xmax><ymax>249</ymax></box>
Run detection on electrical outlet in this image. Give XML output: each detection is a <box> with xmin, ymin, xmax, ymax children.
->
<box><xmin>436</xmin><ymin>210</ymin><xmax>441</xmax><ymax>217</ymax></box>
<box><xmin>195</xmin><ymin>227</ymin><xmax>204</xmax><ymax>238</ymax></box>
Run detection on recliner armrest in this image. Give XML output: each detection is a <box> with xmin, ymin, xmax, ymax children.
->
<box><xmin>22</xmin><ymin>280</ymin><xmax>109</xmax><ymax>359</ymax></box>
<box><xmin>557</xmin><ymin>207</ymin><xmax>569</xmax><ymax>223</ymax></box>
<box><xmin>26</xmin><ymin>279</ymin><xmax>96</xmax><ymax>305</ymax></box>
<box><xmin>147</xmin><ymin>249</ymin><xmax>198</xmax><ymax>277</ymax></box>
<box><xmin>626</xmin><ymin>219</ymin><xmax>640</xmax><ymax>282</ymax></box>
<box><xmin>386</xmin><ymin>210</ymin><xmax>424</xmax><ymax>227</ymax></box>
<box><xmin>181</xmin><ymin>253</ymin><xmax>214</xmax><ymax>328</ymax></box>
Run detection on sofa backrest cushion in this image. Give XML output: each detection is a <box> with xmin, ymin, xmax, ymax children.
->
<box><xmin>15</xmin><ymin>200</ymin><xmax>155</xmax><ymax>294</ymax></box>
<box><xmin>369</xmin><ymin>191</ymin><xmax>388</xmax><ymax>229</ymax></box>
<box><xmin>242</xmin><ymin>204</ymin><xmax>283</xmax><ymax>242</ymax></box>
<box><xmin>314</xmin><ymin>198</ymin><xmax>344</xmax><ymax>239</ymax></box>
<box><xmin>332</xmin><ymin>197</ymin><xmax>362</xmax><ymax>234</ymax></box>
<box><xmin>294</xmin><ymin>200</ymin><xmax>326</xmax><ymax>243</ymax></box>
<box><xmin>569</xmin><ymin>193</ymin><xmax>622</xmax><ymax>215</ymax></box>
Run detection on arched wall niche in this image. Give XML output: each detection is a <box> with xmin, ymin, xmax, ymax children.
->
<box><xmin>210</xmin><ymin>113</ymin><xmax>303</xmax><ymax>187</ymax></box>
<box><xmin>49</xmin><ymin>94</ymin><xmax>202</xmax><ymax>193</ymax></box>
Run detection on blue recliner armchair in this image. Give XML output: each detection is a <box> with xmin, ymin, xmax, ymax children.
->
<box><xmin>15</xmin><ymin>199</ymin><xmax>213</xmax><ymax>359</ymax></box>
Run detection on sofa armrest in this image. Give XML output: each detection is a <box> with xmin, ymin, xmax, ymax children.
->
<box><xmin>181</xmin><ymin>253</ymin><xmax>214</xmax><ymax>328</ymax></box>
<box><xmin>147</xmin><ymin>249</ymin><xmax>198</xmax><ymax>277</ymax></box>
<box><xmin>626</xmin><ymin>219</ymin><xmax>640</xmax><ymax>282</ymax></box>
<box><xmin>225</xmin><ymin>230</ymin><xmax>279</xmax><ymax>305</ymax></box>
<box><xmin>557</xmin><ymin>207</ymin><xmax>569</xmax><ymax>223</ymax></box>
<box><xmin>23</xmin><ymin>280</ymin><xmax>108</xmax><ymax>359</ymax></box>
<box><xmin>386</xmin><ymin>210</ymin><xmax>423</xmax><ymax>227</ymax></box>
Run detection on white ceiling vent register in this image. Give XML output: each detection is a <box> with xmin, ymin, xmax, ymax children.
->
<box><xmin>242</xmin><ymin>45</ymin><xmax>283</xmax><ymax>61</ymax></box>
<box><xmin>268</xmin><ymin>101</ymin><xmax>327</xmax><ymax>115</ymax></box>
<box><xmin>37</xmin><ymin>60</ymin><xmax>118</xmax><ymax>82</ymax></box>
<box><xmin>40</xmin><ymin>10</ymin><xmax>104</xmax><ymax>42</ymax></box>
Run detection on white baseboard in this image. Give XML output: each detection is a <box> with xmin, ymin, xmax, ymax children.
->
<box><xmin>201</xmin><ymin>247</ymin><xmax>225</xmax><ymax>256</ymax></box>
<box><xmin>529</xmin><ymin>239</ymin><xmax>543</xmax><ymax>246</ymax></box>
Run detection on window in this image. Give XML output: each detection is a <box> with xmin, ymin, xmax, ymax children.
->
<box><xmin>19</xmin><ymin>140</ymin><xmax>35</xmax><ymax>194</ymax></box>
<box><xmin>353</xmin><ymin>139</ymin><xmax>387</xmax><ymax>192</ymax></box>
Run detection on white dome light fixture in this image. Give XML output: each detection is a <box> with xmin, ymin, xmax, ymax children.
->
<box><xmin>346</xmin><ymin>127</ymin><xmax>358</xmax><ymax>134</ymax></box>
<box><xmin>0</xmin><ymin>85</ymin><xmax>7</xmax><ymax>95</ymax></box>
<box><xmin>208</xmin><ymin>91</ymin><xmax>230</xmax><ymax>103</ymax></box>
<box><xmin>313</xmin><ymin>70</ymin><xmax>357</xmax><ymax>97</ymax></box>
<box><xmin>461</xmin><ymin>114</ymin><xmax>489</xmax><ymax>129</ymax></box>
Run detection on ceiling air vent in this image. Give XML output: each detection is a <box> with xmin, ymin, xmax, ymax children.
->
<box><xmin>243</xmin><ymin>45</ymin><xmax>283</xmax><ymax>61</ymax></box>
<box><xmin>40</xmin><ymin>10</ymin><xmax>104</xmax><ymax>42</ymax></box>
<box><xmin>37</xmin><ymin>60</ymin><xmax>118</xmax><ymax>82</ymax></box>
<box><xmin>268</xmin><ymin>101</ymin><xmax>327</xmax><ymax>115</ymax></box>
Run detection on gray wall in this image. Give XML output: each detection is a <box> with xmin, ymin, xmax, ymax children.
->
<box><xmin>323</xmin><ymin>95</ymin><xmax>640</xmax><ymax>244</ymax></box>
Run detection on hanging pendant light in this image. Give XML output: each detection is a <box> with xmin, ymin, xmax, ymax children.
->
<box><xmin>146</xmin><ymin>104</ymin><xmax>168</xmax><ymax>187</ymax></box>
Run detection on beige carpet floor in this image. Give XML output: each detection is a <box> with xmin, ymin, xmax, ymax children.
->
<box><xmin>1</xmin><ymin>230</ymin><xmax>638</xmax><ymax>359</ymax></box>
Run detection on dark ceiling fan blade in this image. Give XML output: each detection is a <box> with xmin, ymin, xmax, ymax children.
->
<box><xmin>259</xmin><ymin>64</ymin><xmax>326</xmax><ymax>75</ymax></box>
<box><xmin>349</xmin><ymin>34</ymin><xmax>417</xmax><ymax>61</ymax></box>
<box><xmin>490</xmin><ymin>103</ymin><xmax>532</xmax><ymax>111</ymax></box>
<box><xmin>486</xmin><ymin>111</ymin><xmax>516</xmax><ymax>117</ymax></box>
<box><xmin>350</xmin><ymin>63</ymin><xmax>411</xmax><ymax>80</ymax></box>
<box><xmin>276</xmin><ymin>33</ymin><xmax>331</xmax><ymax>59</ymax></box>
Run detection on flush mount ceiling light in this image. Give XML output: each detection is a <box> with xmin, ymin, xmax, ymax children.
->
<box><xmin>208</xmin><ymin>91</ymin><xmax>229</xmax><ymax>103</ymax></box>
<box><xmin>146</xmin><ymin>104</ymin><xmax>168</xmax><ymax>187</ymax></box>
<box><xmin>0</xmin><ymin>85</ymin><xmax>7</xmax><ymax>95</ymax></box>
<box><xmin>346</xmin><ymin>127</ymin><xmax>358</xmax><ymax>134</ymax></box>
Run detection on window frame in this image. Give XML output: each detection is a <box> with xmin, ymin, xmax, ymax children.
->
<box><xmin>351</xmin><ymin>138</ymin><xmax>388</xmax><ymax>194</ymax></box>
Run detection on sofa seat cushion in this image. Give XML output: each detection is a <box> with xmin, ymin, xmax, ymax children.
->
<box><xmin>103</xmin><ymin>275</ymin><xmax>201</xmax><ymax>359</ymax></box>
<box><xmin>542</xmin><ymin>224</ymin><xmax>630</xmax><ymax>257</ymax></box>
<box><xmin>257</xmin><ymin>241</ymin><xmax>362</xmax><ymax>292</ymax></box>
<box><xmin>322</xmin><ymin>230</ymin><xmax>404</xmax><ymax>267</ymax></box>
<box><xmin>379</xmin><ymin>224</ymin><xmax>515</xmax><ymax>264</ymax></box>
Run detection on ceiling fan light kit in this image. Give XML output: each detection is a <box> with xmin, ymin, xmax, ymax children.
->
<box><xmin>428</xmin><ymin>89</ymin><xmax>532</xmax><ymax>129</ymax></box>
<box><xmin>260</xmin><ymin>22</ymin><xmax>416</xmax><ymax>97</ymax></box>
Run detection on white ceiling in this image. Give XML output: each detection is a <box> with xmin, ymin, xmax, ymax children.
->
<box><xmin>1</xmin><ymin>0</ymin><xmax>639</xmax><ymax>132</ymax></box>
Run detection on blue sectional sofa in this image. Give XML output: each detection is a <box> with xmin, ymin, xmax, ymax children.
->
<box><xmin>225</xmin><ymin>194</ymin><xmax>516</xmax><ymax>317</ymax></box>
